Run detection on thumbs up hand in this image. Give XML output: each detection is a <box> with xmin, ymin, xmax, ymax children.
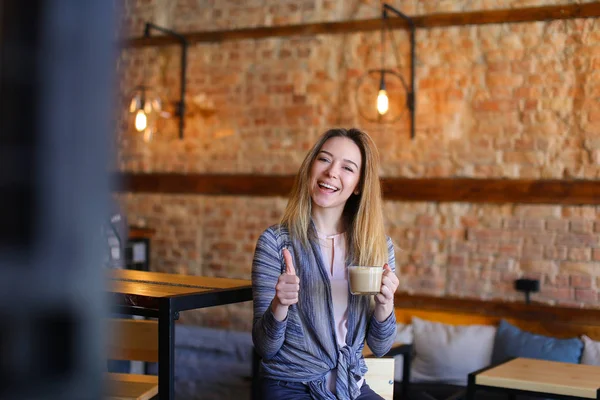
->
<box><xmin>271</xmin><ymin>248</ymin><xmax>300</xmax><ymax>321</ymax></box>
<box><xmin>283</xmin><ymin>248</ymin><xmax>296</xmax><ymax>276</ymax></box>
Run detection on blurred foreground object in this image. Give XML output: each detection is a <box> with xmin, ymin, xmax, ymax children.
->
<box><xmin>0</xmin><ymin>0</ymin><xmax>116</xmax><ymax>399</ymax></box>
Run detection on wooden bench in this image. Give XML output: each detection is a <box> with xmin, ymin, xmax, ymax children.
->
<box><xmin>106</xmin><ymin>318</ymin><xmax>159</xmax><ymax>400</ymax></box>
<box><xmin>393</xmin><ymin>293</ymin><xmax>600</xmax><ymax>340</ymax></box>
<box><xmin>387</xmin><ymin>293</ymin><xmax>600</xmax><ymax>400</ymax></box>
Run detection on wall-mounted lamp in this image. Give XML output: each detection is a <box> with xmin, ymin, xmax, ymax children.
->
<box><xmin>356</xmin><ymin>4</ymin><xmax>417</xmax><ymax>139</ymax></box>
<box><xmin>129</xmin><ymin>85</ymin><xmax>162</xmax><ymax>142</ymax></box>
<box><xmin>129</xmin><ymin>23</ymin><xmax>188</xmax><ymax>141</ymax></box>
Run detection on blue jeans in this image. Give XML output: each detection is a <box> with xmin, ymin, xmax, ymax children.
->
<box><xmin>260</xmin><ymin>379</ymin><xmax>384</xmax><ymax>400</ymax></box>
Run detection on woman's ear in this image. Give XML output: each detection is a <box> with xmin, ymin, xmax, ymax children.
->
<box><xmin>354</xmin><ymin>189</ymin><xmax>360</xmax><ymax>195</ymax></box>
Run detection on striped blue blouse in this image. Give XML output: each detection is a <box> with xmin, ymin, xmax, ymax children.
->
<box><xmin>252</xmin><ymin>224</ymin><xmax>397</xmax><ymax>399</ymax></box>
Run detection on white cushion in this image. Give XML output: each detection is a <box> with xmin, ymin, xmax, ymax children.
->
<box><xmin>392</xmin><ymin>323</ymin><xmax>414</xmax><ymax>382</ymax></box>
<box><xmin>581</xmin><ymin>335</ymin><xmax>600</xmax><ymax>366</ymax></box>
<box><xmin>410</xmin><ymin>317</ymin><xmax>496</xmax><ymax>386</ymax></box>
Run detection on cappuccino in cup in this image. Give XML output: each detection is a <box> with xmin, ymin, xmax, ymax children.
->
<box><xmin>348</xmin><ymin>266</ymin><xmax>382</xmax><ymax>295</ymax></box>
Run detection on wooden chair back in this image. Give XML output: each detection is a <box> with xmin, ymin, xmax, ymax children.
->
<box><xmin>364</xmin><ymin>358</ymin><xmax>394</xmax><ymax>400</ymax></box>
<box><xmin>108</xmin><ymin>318</ymin><xmax>159</xmax><ymax>363</ymax></box>
<box><xmin>106</xmin><ymin>319</ymin><xmax>159</xmax><ymax>400</ymax></box>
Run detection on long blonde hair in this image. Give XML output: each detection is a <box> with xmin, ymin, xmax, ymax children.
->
<box><xmin>281</xmin><ymin>128</ymin><xmax>388</xmax><ymax>266</ymax></box>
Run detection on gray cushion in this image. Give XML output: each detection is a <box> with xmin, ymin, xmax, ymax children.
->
<box><xmin>410</xmin><ymin>317</ymin><xmax>496</xmax><ymax>386</ymax></box>
<box><xmin>392</xmin><ymin>323</ymin><xmax>414</xmax><ymax>381</ymax></box>
<box><xmin>581</xmin><ymin>335</ymin><xmax>600</xmax><ymax>366</ymax></box>
<box><xmin>146</xmin><ymin>325</ymin><xmax>254</xmax><ymax>400</ymax></box>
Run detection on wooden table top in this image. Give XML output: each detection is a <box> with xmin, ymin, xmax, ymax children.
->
<box><xmin>108</xmin><ymin>269</ymin><xmax>251</xmax><ymax>298</ymax></box>
<box><xmin>476</xmin><ymin>357</ymin><xmax>600</xmax><ymax>399</ymax></box>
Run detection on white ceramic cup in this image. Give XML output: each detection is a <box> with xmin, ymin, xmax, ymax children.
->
<box><xmin>348</xmin><ymin>266</ymin><xmax>383</xmax><ymax>295</ymax></box>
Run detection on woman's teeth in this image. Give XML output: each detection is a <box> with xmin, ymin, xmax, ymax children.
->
<box><xmin>319</xmin><ymin>182</ymin><xmax>338</xmax><ymax>191</ymax></box>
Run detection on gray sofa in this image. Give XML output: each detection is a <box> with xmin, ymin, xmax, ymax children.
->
<box><xmin>147</xmin><ymin>324</ymin><xmax>254</xmax><ymax>400</ymax></box>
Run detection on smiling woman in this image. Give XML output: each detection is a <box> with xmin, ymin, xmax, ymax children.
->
<box><xmin>251</xmin><ymin>128</ymin><xmax>399</xmax><ymax>400</ymax></box>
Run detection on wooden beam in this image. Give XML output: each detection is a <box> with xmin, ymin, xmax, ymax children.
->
<box><xmin>416</xmin><ymin>2</ymin><xmax>600</xmax><ymax>28</ymax></box>
<box><xmin>120</xmin><ymin>173</ymin><xmax>294</xmax><ymax>197</ymax></box>
<box><xmin>381</xmin><ymin>178</ymin><xmax>600</xmax><ymax>205</ymax></box>
<box><xmin>122</xmin><ymin>3</ymin><xmax>600</xmax><ymax>47</ymax></box>
<box><xmin>115</xmin><ymin>173</ymin><xmax>600</xmax><ymax>205</ymax></box>
<box><xmin>123</xmin><ymin>18</ymin><xmax>389</xmax><ymax>47</ymax></box>
<box><xmin>393</xmin><ymin>292</ymin><xmax>600</xmax><ymax>325</ymax></box>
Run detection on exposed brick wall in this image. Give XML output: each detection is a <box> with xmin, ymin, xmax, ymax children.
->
<box><xmin>116</xmin><ymin>0</ymin><xmax>600</xmax><ymax>330</ymax></box>
<box><xmin>385</xmin><ymin>203</ymin><xmax>600</xmax><ymax>306</ymax></box>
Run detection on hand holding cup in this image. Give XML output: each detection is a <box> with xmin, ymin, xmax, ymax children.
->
<box><xmin>375</xmin><ymin>264</ymin><xmax>398</xmax><ymax>305</ymax></box>
<box><xmin>373</xmin><ymin>264</ymin><xmax>399</xmax><ymax>321</ymax></box>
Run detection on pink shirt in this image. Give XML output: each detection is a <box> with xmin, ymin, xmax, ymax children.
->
<box><xmin>317</xmin><ymin>231</ymin><xmax>364</xmax><ymax>394</ymax></box>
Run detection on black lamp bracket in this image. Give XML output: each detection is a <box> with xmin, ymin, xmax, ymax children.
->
<box><xmin>382</xmin><ymin>4</ymin><xmax>416</xmax><ymax>139</ymax></box>
<box><xmin>514</xmin><ymin>278</ymin><xmax>540</xmax><ymax>305</ymax></box>
<box><xmin>144</xmin><ymin>23</ymin><xmax>188</xmax><ymax>140</ymax></box>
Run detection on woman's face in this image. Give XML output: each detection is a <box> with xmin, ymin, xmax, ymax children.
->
<box><xmin>309</xmin><ymin>136</ymin><xmax>362</xmax><ymax>214</ymax></box>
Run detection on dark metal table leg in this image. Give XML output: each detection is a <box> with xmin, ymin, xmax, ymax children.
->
<box><xmin>402</xmin><ymin>351</ymin><xmax>412</xmax><ymax>400</ymax></box>
<box><xmin>159</xmin><ymin>299</ymin><xmax>175</xmax><ymax>400</ymax></box>
<box><xmin>251</xmin><ymin>348</ymin><xmax>260</xmax><ymax>400</ymax></box>
<box><xmin>466</xmin><ymin>373</ymin><xmax>476</xmax><ymax>400</ymax></box>
<box><xmin>465</xmin><ymin>386</ymin><xmax>475</xmax><ymax>400</ymax></box>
